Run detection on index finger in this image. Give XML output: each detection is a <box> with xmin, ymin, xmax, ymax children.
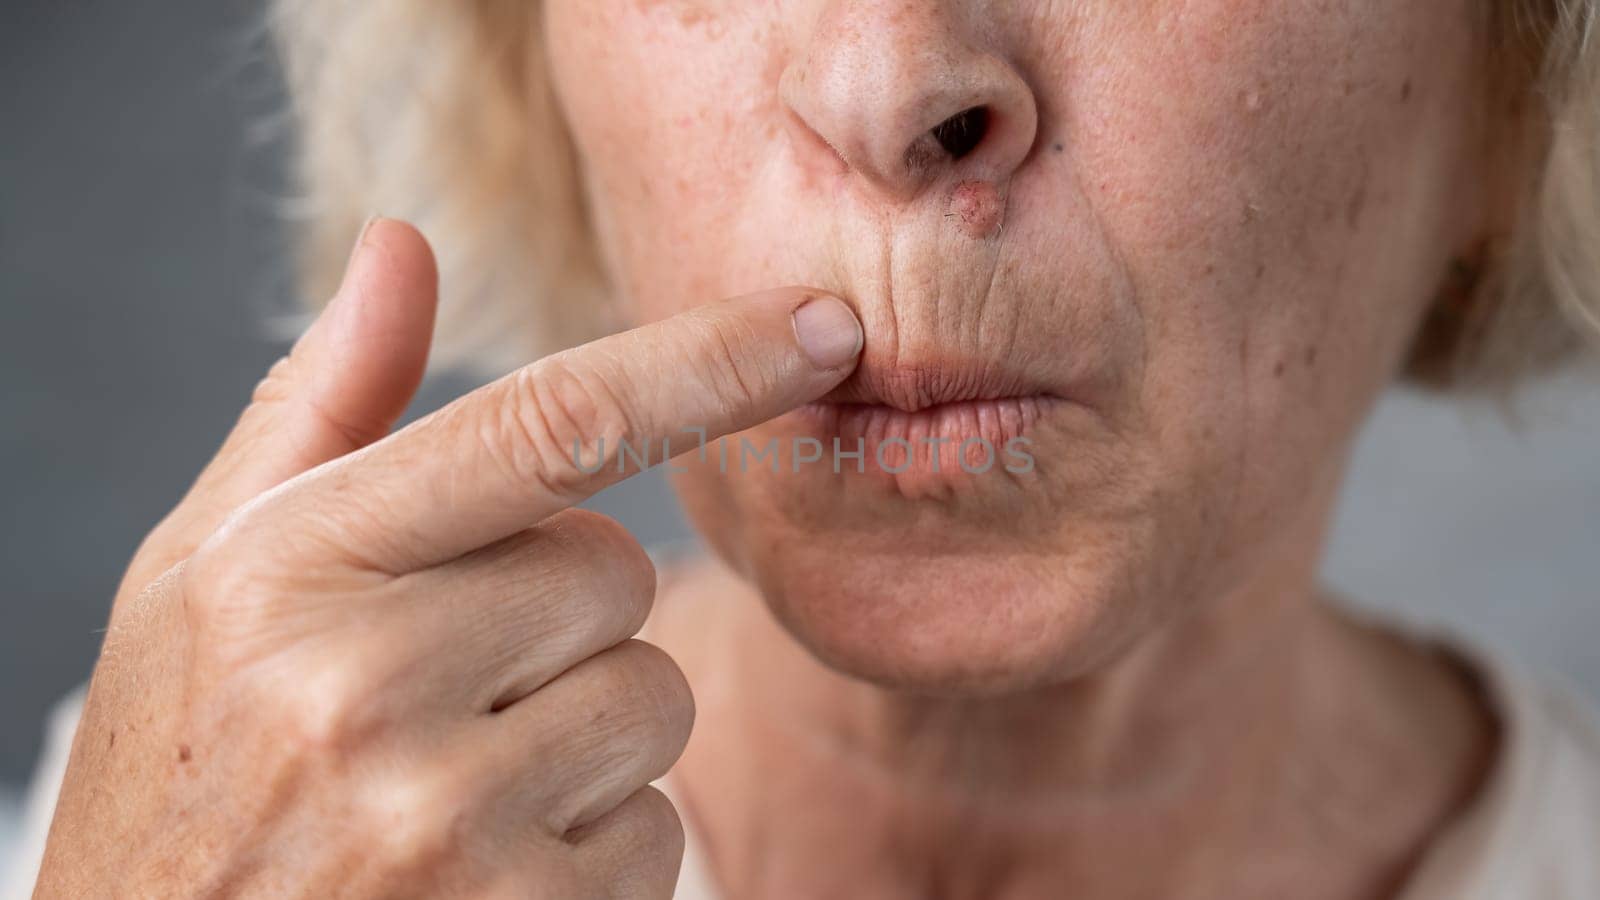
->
<box><xmin>237</xmin><ymin>287</ymin><xmax>862</xmax><ymax>573</ymax></box>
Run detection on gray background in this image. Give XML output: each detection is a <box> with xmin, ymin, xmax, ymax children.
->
<box><xmin>2</xmin><ymin>0</ymin><xmax>1597</xmax><ymax>804</ymax></box>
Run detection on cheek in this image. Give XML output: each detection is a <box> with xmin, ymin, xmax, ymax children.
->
<box><xmin>545</xmin><ymin>2</ymin><xmax>782</xmax><ymax>319</ymax></box>
<box><xmin>1047</xmin><ymin>0</ymin><xmax>1474</xmax><ymax>529</ymax></box>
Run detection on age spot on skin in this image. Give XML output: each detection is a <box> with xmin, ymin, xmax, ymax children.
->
<box><xmin>949</xmin><ymin>180</ymin><xmax>1005</xmax><ymax>239</ymax></box>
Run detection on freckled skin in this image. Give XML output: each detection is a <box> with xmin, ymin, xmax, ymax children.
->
<box><xmin>545</xmin><ymin>0</ymin><xmax>1516</xmax><ymax>688</ymax></box>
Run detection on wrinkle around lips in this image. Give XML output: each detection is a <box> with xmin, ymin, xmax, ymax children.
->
<box><xmin>735</xmin><ymin>146</ymin><xmax>1138</xmax><ymax>426</ymax></box>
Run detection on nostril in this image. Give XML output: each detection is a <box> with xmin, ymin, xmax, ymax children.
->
<box><xmin>930</xmin><ymin>106</ymin><xmax>990</xmax><ymax>160</ymax></box>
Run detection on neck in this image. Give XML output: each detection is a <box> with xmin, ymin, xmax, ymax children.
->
<box><xmin>654</xmin><ymin>542</ymin><xmax>1493</xmax><ymax>899</ymax></box>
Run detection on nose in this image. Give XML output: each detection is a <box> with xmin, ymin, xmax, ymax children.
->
<box><xmin>780</xmin><ymin>1</ymin><xmax>1039</xmax><ymax>204</ymax></box>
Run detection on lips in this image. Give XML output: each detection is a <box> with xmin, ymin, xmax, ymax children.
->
<box><xmin>791</xmin><ymin>360</ymin><xmax>1063</xmax><ymax>476</ymax></box>
<box><xmin>815</xmin><ymin>358</ymin><xmax>1056</xmax><ymax>412</ymax></box>
<box><xmin>799</xmin><ymin>396</ymin><xmax>1049</xmax><ymax>461</ymax></box>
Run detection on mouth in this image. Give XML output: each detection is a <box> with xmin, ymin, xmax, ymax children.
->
<box><xmin>799</xmin><ymin>396</ymin><xmax>1052</xmax><ymax>457</ymax></box>
<box><xmin>815</xmin><ymin>358</ymin><xmax>1059</xmax><ymax>412</ymax></box>
<box><xmin>792</xmin><ymin>360</ymin><xmax>1064</xmax><ymax>474</ymax></box>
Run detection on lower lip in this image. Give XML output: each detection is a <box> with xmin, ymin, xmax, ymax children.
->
<box><xmin>795</xmin><ymin>397</ymin><xmax>1056</xmax><ymax>473</ymax></box>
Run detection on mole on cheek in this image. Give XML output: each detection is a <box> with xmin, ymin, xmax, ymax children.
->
<box><xmin>948</xmin><ymin>180</ymin><xmax>1005</xmax><ymax>239</ymax></box>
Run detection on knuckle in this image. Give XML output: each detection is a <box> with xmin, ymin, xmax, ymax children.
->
<box><xmin>629</xmin><ymin>785</ymin><xmax>687</xmax><ymax>858</ymax></box>
<box><xmin>596</xmin><ymin>641</ymin><xmax>695</xmax><ymax>751</ymax></box>
<box><xmin>544</xmin><ymin>507</ymin><xmax>631</xmax><ymax>550</ymax></box>
<box><xmin>687</xmin><ymin>312</ymin><xmax>774</xmax><ymax>414</ymax></box>
<box><xmin>248</xmin><ymin>354</ymin><xmax>299</xmax><ymax>410</ymax></box>
<box><xmin>362</xmin><ymin>765</ymin><xmax>476</xmax><ymax>867</ymax></box>
<box><xmin>271</xmin><ymin>648</ymin><xmax>390</xmax><ymax>756</ymax></box>
<box><xmin>545</xmin><ymin>510</ymin><xmax>656</xmax><ymax>632</ymax></box>
<box><xmin>605</xmin><ymin>786</ymin><xmax>687</xmax><ymax>876</ymax></box>
<box><xmin>498</xmin><ymin>358</ymin><xmax>639</xmax><ymax>496</ymax></box>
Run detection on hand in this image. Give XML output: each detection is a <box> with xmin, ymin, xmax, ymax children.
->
<box><xmin>33</xmin><ymin>218</ymin><xmax>862</xmax><ymax>898</ymax></box>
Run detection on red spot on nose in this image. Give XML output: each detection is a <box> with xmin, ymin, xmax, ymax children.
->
<box><xmin>948</xmin><ymin>181</ymin><xmax>1004</xmax><ymax>239</ymax></box>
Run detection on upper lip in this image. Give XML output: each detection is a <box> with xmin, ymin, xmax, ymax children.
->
<box><xmin>815</xmin><ymin>358</ymin><xmax>1058</xmax><ymax>412</ymax></box>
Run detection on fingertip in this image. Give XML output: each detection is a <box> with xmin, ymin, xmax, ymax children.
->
<box><xmin>308</xmin><ymin>217</ymin><xmax>441</xmax><ymax>432</ymax></box>
<box><xmin>356</xmin><ymin>217</ymin><xmax>439</xmax><ymax>300</ymax></box>
<box><xmin>321</xmin><ymin>216</ymin><xmax>439</xmax><ymax>335</ymax></box>
<box><xmin>791</xmin><ymin>293</ymin><xmax>863</xmax><ymax>371</ymax></box>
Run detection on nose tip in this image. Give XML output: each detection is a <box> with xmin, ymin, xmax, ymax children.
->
<box><xmin>780</xmin><ymin>5</ymin><xmax>1039</xmax><ymax>204</ymax></box>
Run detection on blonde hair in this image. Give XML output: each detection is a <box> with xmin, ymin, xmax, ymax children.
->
<box><xmin>270</xmin><ymin>0</ymin><xmax>609</xmax><ymax>373</ymax></box>
<box><xmin>271</xmin><ymin>0</ymin><xmax>1600</xmax><ymax>387</ymax></box>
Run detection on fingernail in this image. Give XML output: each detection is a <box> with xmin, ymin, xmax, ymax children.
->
<box><xmin>344</xmin><ymin>214</ymin><xmax>382</xmax><ymax>272</ymax></box>
<box><xmin>328</xmin><ymin>215</ymin><xmax>383</xmax><ymax>310</ymax></box>
<box><xmin>792</xmin><ymin>295</ymin><xmax>863</xmax><ymax>370</ymax></box>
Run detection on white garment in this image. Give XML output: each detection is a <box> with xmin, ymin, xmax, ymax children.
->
<box><xmin>1388</xmin><ymin>642</ymin><xmax>1600</xmax><ymax>898</ymax></box>
<box><xmin>7</xmin><ymin>636</ymin><xmax>1600</xmax><ymax>898</ymax></box>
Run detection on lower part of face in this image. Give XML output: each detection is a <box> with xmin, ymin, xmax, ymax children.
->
<box><xmin>546</xmin><ymin>0</ymin><xmax>1488</xmax><ymax>692</ymax></box>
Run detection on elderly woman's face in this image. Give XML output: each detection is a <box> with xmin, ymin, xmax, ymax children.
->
<box><xmin>544</xmin><ymin>1</ymin><xmax>1492</xmax><ymax>689</ymax></box>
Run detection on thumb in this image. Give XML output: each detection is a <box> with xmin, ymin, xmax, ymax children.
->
<box><xmin>124</xmin><ymin>217</ymin><xmax>438</xmax><ymax>593</ymax></box>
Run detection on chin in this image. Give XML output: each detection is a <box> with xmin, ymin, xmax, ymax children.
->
<box><xmin>677</xmin><ymin>449</ymin><xmax>1173</xmax><ymax>696</ymax></box>
<box><xmin>665</xmin><ymin>356</ymin><xmax>1213</xmax><ymax>695</ymax></box>
<box><xmin>766</xmin><ymin>550</ymin><xmax>1141</xmax><ymax>695</ymax></box>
